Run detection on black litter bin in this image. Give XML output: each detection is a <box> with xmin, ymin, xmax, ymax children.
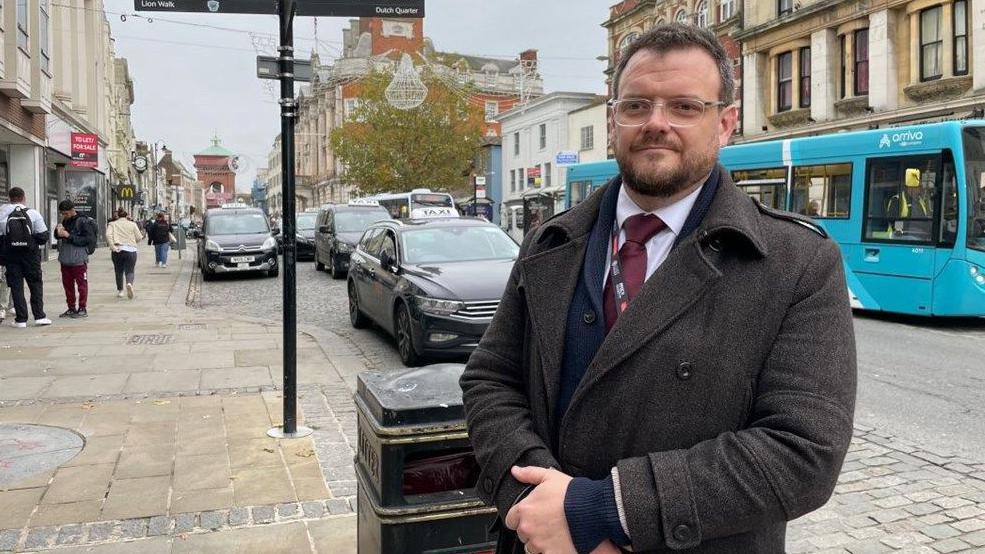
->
<box><xmin>355</xmin><ymin>363</ymin><xmax>498</xmax><ymax>554</ymax></box>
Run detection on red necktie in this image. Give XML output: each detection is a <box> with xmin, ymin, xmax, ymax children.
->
<box><xmin>603</xmin><ymin>213</ymin><xmax>667</xmax><ymax>333</ymax></box>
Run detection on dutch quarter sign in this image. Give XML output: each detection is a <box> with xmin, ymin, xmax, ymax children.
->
<box><xmin>134</xmin><ymin>0</ymin><xmax>425</xmax><ymax>17</ymax></box>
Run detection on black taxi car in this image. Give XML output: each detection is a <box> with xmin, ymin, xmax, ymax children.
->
<box><xmin>346</xmin><ymin>216</ymin><xmax>518</xmax><ymax>365</ymax></box>
<box><xmin>295</xmin><ymin>209</ymin><xmax>320</xmax><ymax>261</ymax></box>
<box><xmin>191</xmin><ymin>205</ymin><xmax>279</xmax><ymax>280</ymax></box>
<box><xmin>314</xmin><ymin>201</ymin><xmax>391</xmax><ymax>278</ymax></box>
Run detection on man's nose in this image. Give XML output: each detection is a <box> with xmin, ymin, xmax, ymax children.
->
<box><xmin>641</xmin><ymin>103</ymin><xmax>673</xmax><ymax>133</ymax></box>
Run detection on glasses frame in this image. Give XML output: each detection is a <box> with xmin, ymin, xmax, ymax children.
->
<box><xmin>607</xmin><ymin>97</ymin><xmax>729</xmax><ymax>128</ymax></box>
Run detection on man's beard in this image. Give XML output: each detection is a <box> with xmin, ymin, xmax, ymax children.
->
<box><xmin>616</xmin><ymin>135</ymin><xmax>716</xmax><ymax>198</ymax></box>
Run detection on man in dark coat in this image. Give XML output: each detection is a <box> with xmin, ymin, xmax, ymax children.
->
<box><xmin>460</xmin><ymin>24</ymin><xmax>856</xmax><ymax>554</ymax></box>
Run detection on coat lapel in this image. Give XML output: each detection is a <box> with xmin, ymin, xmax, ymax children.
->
<box><xmin>516</xmin><ymin>183</ymin><xmax>611</xmax><ymax>422</ymax></box>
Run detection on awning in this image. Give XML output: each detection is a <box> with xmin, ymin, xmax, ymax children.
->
<box><xmin>522</xmin><ymin>185</ymin><xmax>564</xmax><ymax>198</ymax></box>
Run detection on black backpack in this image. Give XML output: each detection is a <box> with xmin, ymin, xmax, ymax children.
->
<box><xmin>5</xmin><ymin>206</ymin><xmax>35</xmax><ymax>253</ymax></box>
<box><xmin>77</xmin><ymin>216</ymin><xmax>97</xmax><ymax>255</ymax></box>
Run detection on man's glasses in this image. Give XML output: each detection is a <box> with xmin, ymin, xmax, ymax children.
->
<box><xmin>608</xmin><ymin>97</ymin><xmax>727</xmax><ymax>128</ymax></box>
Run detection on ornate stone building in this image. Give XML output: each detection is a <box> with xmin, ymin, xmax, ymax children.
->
<box><xmin>738</xmin><ymin>0</ymin><xmax>983</xmax><ymax>142</ymax></box>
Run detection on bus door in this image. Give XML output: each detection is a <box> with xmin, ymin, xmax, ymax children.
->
<box><xmin>858</xmin><ymin>154</ymin><xmax>942</xmax><ymax>315</ymax></box>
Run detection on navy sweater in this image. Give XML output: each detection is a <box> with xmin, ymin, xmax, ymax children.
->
<box><xmin>561</xmin><ymin>168</ymin><xmax>721</xmax><ymax>553</ymax></box>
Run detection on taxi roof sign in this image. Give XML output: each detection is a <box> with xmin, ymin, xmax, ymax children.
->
<box><xmin>410</xmin><ymin>206</ymin><xmax>459</xmax><ymax>219</ymax></box>
<box><xmin>348</xmin><ymin>198</ymin><xmax>380</xmax><ymax>207</ymax></box>
<box><xmin>221</xmin><ymin>202</ymin><xmax>249</xmax><ymax>209</ymax></box>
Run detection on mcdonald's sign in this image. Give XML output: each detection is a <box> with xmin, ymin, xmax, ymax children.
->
<box><xmin>116</xmin><ymin>185</ymin><xmax>136</xmax><ymax>200</ymax></box>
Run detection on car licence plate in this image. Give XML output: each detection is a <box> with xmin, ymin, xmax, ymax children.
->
<box><xmin>237</xmin><ymin>263</ymin><xmax>249</xmax><ymax>269</ymax></box>
<box><xmin>230</xmin><ymin>256</ymin><xmax>255</xmax><ymax>263</ymax></box>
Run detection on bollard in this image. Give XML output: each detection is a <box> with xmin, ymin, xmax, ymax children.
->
<box><xmin>355</xmin><ymin>363</ymin><xmax>497</xmax><ymax>554</ymax></box>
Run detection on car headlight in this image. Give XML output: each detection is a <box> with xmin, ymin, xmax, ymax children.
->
<box><xmin>205</xmin><ymin>240</ymin><xmax>221</xmax><ymax>252</ymax></box>
<box><xmin>336</xmin><ymin>242</ymin><xmax>352</xmax><ymax>253</ymax></box>
<box><xmin>414</xmin><ymin>296</ymin><xmax>464</xmax><ymax>315</ymax></box>
<box><xmin>262</xmin><ymin>236</ymin><xmax>277</xmax><ymax>251</ymax></box>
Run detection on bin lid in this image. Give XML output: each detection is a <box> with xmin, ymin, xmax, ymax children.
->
<box><xmin>357</xmin><ymin>363</ymin><xmax>466</xmax><ymax>428</ymax></box>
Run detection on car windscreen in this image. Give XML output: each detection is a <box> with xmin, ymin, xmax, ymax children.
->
<box><xmin>206</xmin><ymin>213</ymin><xmax>269</xmax><ymax>235</ymax></box>
<box><xmin>335</xmin><ymin>210</ymin><xmax>389</xmax><ymax>233</ymax></box>
<box><xmin>400</xmin><ymin>226</ymin><xmax>519</xmax><ymax>264</ymax></box>
<box><xmin>297</xmin><ymin>213</ymin><xmax>318</xmax><ymax>231</ymax></box>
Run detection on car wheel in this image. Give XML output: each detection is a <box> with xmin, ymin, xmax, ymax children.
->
<box><xmin>395</xmin><ymin>303</ymin><xmax>421</xmax><ymax>366</ymax></box>
<box><xmin>348</xmin><ymin>281</ymin><xmax>369</xmax><ymax>329</ymax></box>
<box><xmin>202</xmin><ymin>268</ymin><xmax>215</xmax><ymax>282</ymax></box>
<box><xmin>330</xmin><ymin>256</ymin><xmax>344</xmax><ymax>280</ymax></box>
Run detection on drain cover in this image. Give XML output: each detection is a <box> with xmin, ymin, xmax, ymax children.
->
<box><xmin>128</xmin><ymin>334</ymin><xmax>175</xmax><ymax>345</ymax></box>
<box><xmin>0</xmin><ymin>424</ymin><xmax>84</xmax><ymax>487</ymax></box>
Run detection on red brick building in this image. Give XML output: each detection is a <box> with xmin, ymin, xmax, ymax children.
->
<box><xmin>194</xmin><ymin>138</ymin><xmax>236</xmax><ymax>209</ymax></box>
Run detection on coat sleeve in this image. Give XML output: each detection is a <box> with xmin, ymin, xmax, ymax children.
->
<box><xmin>616</xmin><ymin>238</ymin><xmax>857</xmax><ymax>551</ymax></box>
<box><xmin>460</xmin><ymin>231</ymin><xmax>561</xmax><ymax>518</ymax></box>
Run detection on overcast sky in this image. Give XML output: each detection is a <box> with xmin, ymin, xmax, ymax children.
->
<box><xmin>103</xmin><ymin>1</ymin><xmax>611</xmax><ymax>191</ymax></box>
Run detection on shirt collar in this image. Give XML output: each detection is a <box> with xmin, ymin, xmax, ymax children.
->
<box><xmin>615</xmin><ymin>178</ymin><xmax>706</xmax><ymax>237</ymax></box>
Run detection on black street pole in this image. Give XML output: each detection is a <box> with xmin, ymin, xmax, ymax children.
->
<box><xmin>269</xmin><ymin>0</ymin><xmax>310</xmax><ymax>439</ymax></box>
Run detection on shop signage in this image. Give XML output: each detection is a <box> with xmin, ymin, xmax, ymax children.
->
<box><xmin>65</xmin><ymin>172</ymin><xmax>98</xmax><ymax>221</ymax></box>
<box><xmin>117</xmin><ymin>185</ymin><xmax>137</xmax><ymax>200</ymax></box>
<box><xmin>134</xmin><ymin>0</ymin><xmax>425</xmax><ymax>17</ymax></box>
<box><xmin>71</xmin><ymin>133</ymin><xmax>99</xmax><ymax>168</ymax></box>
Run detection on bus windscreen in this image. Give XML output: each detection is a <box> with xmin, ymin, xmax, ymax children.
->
<box><xmin>411</xmin><ymin>193</ymin><xmax>453</xmax><ymax>208</ymax></box>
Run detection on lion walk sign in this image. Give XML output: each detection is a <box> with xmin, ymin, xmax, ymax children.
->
<box><xmin>134</xmin><ymin>0</ymin><xmax>425</xmax><ymax>17</ymax></box>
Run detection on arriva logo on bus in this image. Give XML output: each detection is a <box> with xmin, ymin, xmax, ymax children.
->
<box><xmin>878</xmin><ymin>131</ymin><xmax>925</xmax><ymax>149</ymax></box>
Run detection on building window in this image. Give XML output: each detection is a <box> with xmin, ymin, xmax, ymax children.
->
<box><xmin>854</xmin><ymin>28</ymin><xmax>869</xmax><ymax>95</ymax></box>
<box><xmin>720</xmin><ymin>0</ymin><xmax>735</xmax><ymax>21</ymax></box>
<box><xmin>484</xmin><ymin>101</ymin><xmax>498</xmax><ymax>122</ymax></box>
<box><xmin>799</xmin><ymin>47</ymin><xmax>811</xmax><ymax>108</ymax></box>
<box><xmin>40</xmin><ymin>0</ymin><xmax>49</xmax><ymax>73</ymax></box>
<box><xmin>839</xmin><ymin>34</ymin><xmax>847</xmax><ymax>99</ymax></box>
<box><xmin>696</xmin><ymin>1</ymin><xmax>708</xmax><ymax>27</ymax></box>
<box><xmin>510</xmin><ymin>169</ymin><xmax>516</xmax><ymax>193</ymax></box>
<box><xmin>920</xmin><ymin>6</ymin><xmax>943</xmax><ymax>81</ymax></box>
<box><xmin>675</xmin><ymin>9</ymin><xmax>687</xmax><ymax>24</ymax></box>
<box><xmin>519</xmin><ymin>168</ymin><xmax>525</xmax><ymax>190</ymax></box>
<box><xmin>778</xmin><ymin>0</ymin><xmax>792</xmax><ymax>17</ymax></box>
<box><xmin>16</xmin><ymin>0</ymin><xmax>28</xmax><ymax>51</ymax></box>
<box><xmin>777</xmin><ymin>52</ymin><xmax>793</xmax><ymax>112</ymax></box>
<box><xmin>538</xmin><ymin>124</ymin><xmax>547</xmax><ymax>150</ymax></box>
<box><xmin>513</xmin><ymin>132</ymin><xmax>520</xmax><ymax>157</ymax></box>
<box><xmin>580</xmin><ymin>125</ymin><xmax>594</xmax><ymax>151</ymax></box>
<box><xmin>954</xmin><ymin>0</ymin><xmax>968</xmax><ymax>76</ymax></box>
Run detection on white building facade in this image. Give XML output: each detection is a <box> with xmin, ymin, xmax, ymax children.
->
<box><xmin>498</xmin><ymin>92</ymin><xmax>604</xmax><ymax>241</ymax></box>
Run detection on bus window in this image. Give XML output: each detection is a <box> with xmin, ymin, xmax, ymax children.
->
<box><xmin>731</xmin><ymin>167</ymin><xmax>787</xmax><ymax>209</ymax></box>
<box><xmin>962</xmin><ymin>127</ymin><xmax>985</xmax><ymax>251</ymax></box>
<box><xmin>411</xmin><ymin>193</ymin><xmax>454</xmax><ymax>209</ymax></box>
<box><xmin>569</xmin><ymin>180</ymin><xmax>591</xmax><ymax>206</ymax></box>
<box><xmin>792</xmin><ymin>163</ymin><xmax>852</xmax><ymax>218</ymax></box>
<box><xmin>940</xmin><ymin>152</ymin><xmax>958</xmax><ymax>246</ymax></box>
<box><xmin>864</xmin><ymin>156</ymin><xmax>939</xmax><ymax>242</ymax></box>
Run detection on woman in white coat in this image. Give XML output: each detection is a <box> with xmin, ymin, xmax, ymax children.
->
<box><xmin>105</xmin><ymin>209</ymin><xmax>145</xmax><ymax>299</ymax></box>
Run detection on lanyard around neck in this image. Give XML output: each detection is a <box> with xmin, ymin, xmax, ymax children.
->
<box><xmin>608</xmin><ymin>226</ymin><xmax>630</xmax><ymax>315</ymax></box>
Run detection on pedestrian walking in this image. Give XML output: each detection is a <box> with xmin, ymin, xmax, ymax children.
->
<box><xmin>105</xmin><ymin>208</ymin><xmax>144</xmax><ymax>299</ymax></box>
<box><xmin>149</xmin><ymin>213</ymin><xmax>176</xmax><ymax>268</ymax></box>
<box><xmin>0</xmin><ymin>187</ymin><xmax>51</xmax><ymax>327</ymax></box>
<box><xmin>460</xmin><ymin>24</ymin><xmax>857</xmax><ymax>554</ymax></box>
<box><xmin>0</xmin><ymin>263</ymin><xmax>11</xmax><ymax>325</ymax></box>
<box><xmin>54</xmin><ymin>199</ymin><xmax>97</xmax><ymax>319</ymax></box>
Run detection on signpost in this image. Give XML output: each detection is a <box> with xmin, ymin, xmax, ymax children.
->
<box><xmin>134</xmin><ymin>0</ymin><xmax>425</xmax><ymax>440</ymax></box>
<box><xmin>257</xmin><ymin>56</ymin><xmax>312</xmax><ymax>82</ymax></box>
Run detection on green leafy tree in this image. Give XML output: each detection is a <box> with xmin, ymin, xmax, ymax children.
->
<box><xmin>330</xmin><ymin>70</ymin><xmax>485</xmax><ymax>196</ymax></box>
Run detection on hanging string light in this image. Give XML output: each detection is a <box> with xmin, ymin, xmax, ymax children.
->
<box><xmin>385</xmin><ymin>53</ymin><xmax>428</xmax><ymax>110</ymax></box>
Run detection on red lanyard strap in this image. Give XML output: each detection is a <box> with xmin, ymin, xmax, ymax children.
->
<box><xmin>609</xmin><ymin>228</ymin><xmax>630</xmax><ymax>315</ymax></box>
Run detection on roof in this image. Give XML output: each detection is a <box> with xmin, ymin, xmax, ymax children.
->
<box><xmin>197</xmin><ymin>136</ymin><xmax>235</xmax><ymax>157</ymax></box>
<box><xmin>430</xmin><ymin>51</ymin><xmax>518</xmax><ymax>73</ymax></box>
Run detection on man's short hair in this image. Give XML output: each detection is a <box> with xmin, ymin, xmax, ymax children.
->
<box><xmin>8</xmin><ymin>187</ymin><xmax>25</xmax><ymax>201</ymax></box>
<box><xmin>58</xmin><ymin>199</ymin><xmax>75</xmax><ymax>212</ymax></box>
<box><xmin>612</xmin><ymin>23</ymin><xmax>735</xmax><ymax>105</ymax></box>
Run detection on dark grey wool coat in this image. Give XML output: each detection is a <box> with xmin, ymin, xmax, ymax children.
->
<box><xmin>460</xmin><ymin>168</ymin><xmax>857</xmax><ymax>553</ymax></box>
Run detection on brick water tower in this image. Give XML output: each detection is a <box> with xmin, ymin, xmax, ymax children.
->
<box><xmin>194</xmin><ymin>136</ymin><xmax>236</xmax><ymax>209</ymax></box>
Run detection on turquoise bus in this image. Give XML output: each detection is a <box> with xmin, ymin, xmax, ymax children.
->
<box><xmin>563</xmin><ymin>121</ymin><xmax>985</xmax><ymax>317</ymax></box>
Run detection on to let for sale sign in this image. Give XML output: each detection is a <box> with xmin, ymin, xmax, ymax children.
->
<box><xmin>71</xmin><ymin>133</ymin><xmax>99</xmax><ymax>168</ymax></box>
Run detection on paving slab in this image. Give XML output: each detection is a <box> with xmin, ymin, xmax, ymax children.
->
<box><xmin>200</xmin><ymin>366</ymin><xmax>274</xmax><ymax>389</ymax></box>
<box><xmin>310</xmin><ymin>515</ymin><xmax>357</xmax><ymax>553</ymax></box>
<box><xmin>0</xmin><ymin>488</ymin><xmax>45</xmax><ymax>530</ymax></box>
<box><xmin>42</xmin><ymin>374</ymin><xmax>130</xmax><ymax>399</ymax></box>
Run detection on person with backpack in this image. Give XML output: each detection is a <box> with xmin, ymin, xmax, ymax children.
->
<box><xmin>0</xmin><ymin>187</ymin><xmax>51</xmax><ymax>327</ymax></box>
<box><xmin>53</xmin><ymin>199</ymin><xmax>97</xmax><ymax>318</ymax></box>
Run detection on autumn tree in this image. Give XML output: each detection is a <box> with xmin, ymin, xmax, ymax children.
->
<box><xmin>330</xmin><ymin>69</ymin><xmax>485</xmax><ymax>196</ymax></box>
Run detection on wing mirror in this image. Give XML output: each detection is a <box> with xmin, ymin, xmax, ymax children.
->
<box><xmin>380</xmin><ymin>251</ymin><xmax>399</xmax><ymax>273</ymax></box>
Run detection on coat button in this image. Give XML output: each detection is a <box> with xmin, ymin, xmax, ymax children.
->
<box><xmin>677</xmin><ymin>362</ymin><xmax>693</xmax><ymax>380</ymax></box>
<box><xmin>482</xmin><ymin>477</ymin><xmax>493</xmax><ymax>494</ymax></box>
<box><xmin>709</xmin><ymin>238</ymin><xmax>723</xmax><ymax>252</ymax></box>
<box><xmin>673</xmin><ymin>524</ymin><xmax>693</xmax><ymax>542</ymax></box>
<box><xmin>583</xmin><ymin>311</ymin><xmax>596</xmax><ymax>324</ymax></box>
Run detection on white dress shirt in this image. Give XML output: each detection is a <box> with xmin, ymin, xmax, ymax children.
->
<box><xmin>603</xmin><ymin>183</ymin><xmax>704</xmax><ymax>286</ymax></box>
<box><xmin>0</xmin><ymin>203</ymin><xmax>49</xmax><ymax>237</ymax></box>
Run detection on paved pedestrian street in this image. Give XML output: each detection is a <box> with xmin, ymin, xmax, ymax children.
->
<box><xmin>1</xmin><ymin>246</ymin><xmax>985</xmax><ymax>553</ymax></box>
